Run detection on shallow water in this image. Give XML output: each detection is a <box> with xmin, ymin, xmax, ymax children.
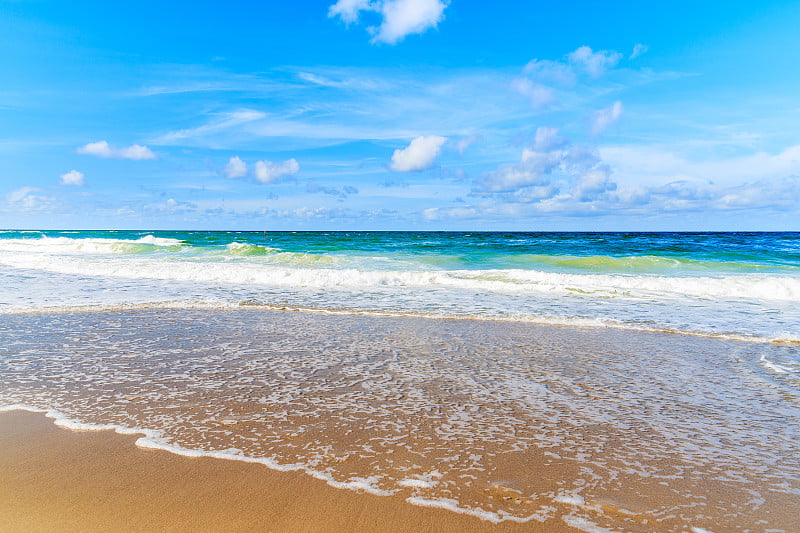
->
<box><xmin>2</xmin><ymin>309</ymin><xmax>798</xmax><ymax>531</ymax></box>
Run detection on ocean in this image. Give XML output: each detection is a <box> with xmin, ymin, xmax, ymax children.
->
<box><xmin>1</xmin><ymin>230</ymin><xmax>799</xmax><ymax>341</ymax></box>
<box><xmin>1</xmin><ymin>230</ymin><xmax>799</xmax><ymax>531</ymax></box>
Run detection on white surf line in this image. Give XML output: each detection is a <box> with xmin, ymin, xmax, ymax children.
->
<box><xmin>0</xmin><ymin>301</ymin><xmax>797</xmax><ymax>346</ymax></box>
<box><xmin>0</xmin><ymin>404</ymin><xmax>546</xmax><ymax>524</ymax></box>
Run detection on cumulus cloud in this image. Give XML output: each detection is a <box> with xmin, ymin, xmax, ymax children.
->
<box><xmin>567</xmin><ymin>46</ymin><xmax>622</xmax><ymax>77</ymax></box>
<box><xmin>59</xmin><ymin>169</ymin><xmax>85</xmax><ymax>186</ymax></box>
<box><xmin>118</xmin><ymin>145</ymin><xmax>155</xmax><ymax>160</ymax></box>
<box><xmin>77</xmin><ymin>140</ymin><xmax>156</xmax><ymax>160</ymax></box>
<box><xmin>390</xmin><ymin>135</ymin><xmax>447</xmax><ymax>172</ymax></box>
<box><xmin>590</xmin><ymin>101</ymin><xmax>624</xmax><ymax>136</ymax></box>
<box><xmin>254</xmin><ymin>158</ymin><xmax>300</xmax><ymax>183</ymax></box>
<box><xmin>465</xmin><ymin>136</ymin><xmax>800</xmax><ymax>220</ymax></box>
<box><xmin>224</xmin><ymin>156</ymin><xmax>248</xmax><ymax>179</ymax></box>
<box><xmin>328</xmin><ymin>0</ymin><xmax>448</xmax><ymax>44</ymax></box>
<box><xmin>77</xmin><ymin>141</ymin><xmax>115</xmax><ymax>158</ymax></box>
<box><xmin>474</xmin><ymin>126</ymin><xmax>616</xmax><ymax>204</ymax></box>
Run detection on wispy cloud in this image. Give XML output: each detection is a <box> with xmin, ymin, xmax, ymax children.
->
<box><xmin>630</xmin><ymin>43</ymin><xmax>649</xmax><ymax>60</ymax></box>
<box><xmin>4</xmin><ymin>186</ymin><xmax>57</xmax><ymax>212</ymax></box>
<box><xmin>7</xmin><ymin>186</ymin><xmax>40</xmax><ymax>204</ymax></box>
<box><xmin>600</xmin><ymin>143</ymin><xmax>800</xmax><ymax>187</ymax></box>
<box><xmin>511</xmin><ymin>78</ymin><xmax>557</xmax><ymax>110</ymax></box>
<box><xmin>154</xmin><ymin>109</ymin><xmax>267</xmax><ymax>145</ymax></box>
<box><xmin>590</xmin><ymin>101</ymin><xmax>624</xmax><ymax>136</ymax></box>
<box><xmin>510</xmin><ymin>45</ymin><xmax>647</xmax><ymax>112</ymax></box>
<box><xmin>147</xmin><ymin>65</ymin><xmax>548</xmax><ymax>153</ymax></box>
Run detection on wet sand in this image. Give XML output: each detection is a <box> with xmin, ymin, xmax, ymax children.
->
<box><xmin>1</xmin><ymin>308</ymin><xmax>799</xmax><ymax>531</ymax></box>
<box><xmin>0</xmin><ymin>410</ymin><xmax>568</xmax><ymax>532</ymax></box>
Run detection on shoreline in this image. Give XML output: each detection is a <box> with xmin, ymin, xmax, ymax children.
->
<box><xmin>0</xmin><ymin>301</ymin><xmax>797</xmax><ymax>346</ymax></box>
<box><xmin>0</xmin><ymin>410</ymin><xmax>564</xmax><ymax>532</ymax></box>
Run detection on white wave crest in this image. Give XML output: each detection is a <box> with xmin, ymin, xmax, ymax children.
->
<box><xmin>0</xmin><ymin>250</ymin><xmax>798</xmax><ymax>302</ymax></box>
<box><xmin>0</xmin><ymin>236</ymin><xmax>183</xmax><ymax>255</ymax></box>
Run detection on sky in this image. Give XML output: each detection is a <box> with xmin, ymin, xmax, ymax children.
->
<box><xmin>1</xmin><ymin>0</ymin><xmax>799</xmax><ymax>230</ymax></box>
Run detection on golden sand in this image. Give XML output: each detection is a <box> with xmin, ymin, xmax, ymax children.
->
<box><xmin>0</xmin><ymin>410</ymin><xmax>572</xmax><ymax>533</ymax></box>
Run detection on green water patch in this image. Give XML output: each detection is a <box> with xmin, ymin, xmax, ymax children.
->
<box><xmin>502</xmin><ymin>254</ymin><xmax>800</xmax><ymax>274</ymax></box>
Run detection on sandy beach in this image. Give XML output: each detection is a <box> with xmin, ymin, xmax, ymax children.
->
<box><xmin>1</xmin><ymin>308</ymin><xmax>798</xmax><ymax>532</ymax></box>
<box><xmin>0</xmin><ymin>409</ymin><xmax>562</xmax><ymax>532</ymax></box>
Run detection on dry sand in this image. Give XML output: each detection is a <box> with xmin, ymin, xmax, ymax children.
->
<box><xmin>0</xmin><ymin>410</ymin><xmax>574</xmax><ymax>532</ymax></box>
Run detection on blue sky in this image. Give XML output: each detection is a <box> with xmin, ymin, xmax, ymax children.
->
<box><xmin>1</xmin><ymin>0</ymin><xmax>799</xmax><ymax>230</ymax></box>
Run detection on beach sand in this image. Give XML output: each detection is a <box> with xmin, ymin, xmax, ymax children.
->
<box><xmin>0</xmin><ymin>410</ymin><xmax>567</xmax><ymax>532</ymax></box>
<box><xmin>1</xmin><ymin>308</ymin><xmax>798</xmax><ymax>532</ymax></box>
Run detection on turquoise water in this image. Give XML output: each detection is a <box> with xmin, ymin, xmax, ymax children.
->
<box><xmin>1</xmin><ymin>230</ymin><xmax>798</xmax><ymax>341</ymax></box>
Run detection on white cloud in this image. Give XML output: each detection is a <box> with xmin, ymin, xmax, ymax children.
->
<box><xmin>532</xmin><ymin>126</ymin><xmax>568</xmax><ymax>152</ymax></box>
<box><xmin>470</xmin><ymin>136</ymin><xmax>800</xmax><ymax>218</ymax></box>
<box><xmin>118</xmin><ymin>145</ymin><xmax>156</xmax><ymax>160</ymax></box>
<box><xmin>139</xmin><ymin>197</ymin><xmax>198</xmax><ymax>215</ymax></box>
<box><xmin>77</xmin><ymin>140</ymin><xmax>114</xmax><ymax>158</ymax></box>
<box><xmin>270</xmin><ymin>206</ymin><xmax>358</xmax><ymax>220</ymax></box>
<box><xmin>522</xmin><ymin>59</ymin><xmax>577</xmax><ymax>86</ymax></box>
<box><xmin>375</xmin><ymin>0</ymin><xmax>447</xmax><ymax>44</ymax></box>
<box><xmin>513</xmin><ymin>45</ymin><xmax>628</xmax><ymax>110</ymax></box>
<box><xmin>328</xmin><ymin>0</ymin><xmax>372</xmax><ymax>24</ymax></box>
<box><xmin>475</xmin><ymin>126</ymin><xmax>617</xmax><ymax>204</ymax></box>
<box><xmin>390</xmin><ymin>135</ymin><xmax>447</xmax><ymax>172</ymax></box>
<box><xmin>590</xmin><ymin>101</ymin><xmax>624</xmax><ymax>136</ymax></box>
<box><xmin>456</xmin><ymin>135</ymin><xmax>478</xmax><ymax>154</ymax></box>
<box><xmin>567</xmin><ymin>46</ymin><xmax>622</xmax><ymax>77</ymax></box>
<box><xmin>422</xmin><ymin>206</ymin><xmax>480</xmax><ymax>221</ymax></box>
<box><xmin>600</xmin><ymin>143</ymin><xmax>800</xmax><ymax>188</ymax></box>
<box><xmin>328</xmin><ymin>0</ymin><xmax>448</xmax><ymax>44</ymax></box>
<box><xmin>574</xmin><ymin>168</ymin><xmax>616</xmax><ymax>201</ymax></box>
<box><xmin>224</xmin><ymin>156</ymin><xmax>248</xmax><ymax>179</ymax></box>
<box><xmin>511</xmin><ymin>78</ymin><xmax>557</xmax><ymax>109</ymax></box>
<box><xmin>59</xmin><ymin>169</ymin><xmax>85</xmax><ymax>186</ymax></box>
<box><xmin>5</xmin><ymin>186</ymin><xmax>56</xmax><ymax>211</ymax></box>
<box><xmin>156</xmin><ymin>109</ymin><xmax>267</xmax><ymax>144</ymax></box>
<box><xmin>7</xmin><ymin>186</ymin><xmax>40</xmax><ymax>204</ymax></box>
<box><xmin>77</xmin><ymin>140</ymin><xmax>156</xmax><ymax>160</ymax></box>
<box><xmin>630</xmin><ymin>43</ymin><xmax>649</xmax><ymax>59</ymax></box>
<box><xmin>254</xmin><ymin>158</ymin><xmax>300</xmax><ymax>183</ymax></box>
